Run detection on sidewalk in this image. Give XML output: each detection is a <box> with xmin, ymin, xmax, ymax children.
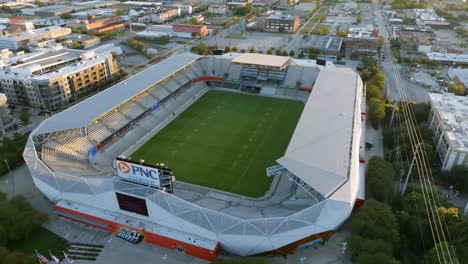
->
<box><xmin>365</xmin><ymin>122</ymin><xmax>384</xmax><ymax>159</ymax></box>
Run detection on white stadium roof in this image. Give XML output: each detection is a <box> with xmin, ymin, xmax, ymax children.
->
<box><xmin>277</xmin><ymin>68</ymin><xmax>361</xmax><ymax>197</ymax></box>
<box><xmin>35</xmin><ymin>53</ymin><xmax>199</xmax><ymax>135</ymax></box>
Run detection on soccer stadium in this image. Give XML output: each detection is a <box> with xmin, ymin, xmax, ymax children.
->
<box><xmin>24</xmin><ymin>52</ymin><xmax>366</xmax><ymax>261</ymax></box>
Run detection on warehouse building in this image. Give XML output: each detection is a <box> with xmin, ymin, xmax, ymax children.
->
<box><xmin>299</xmin><ymin>35</ymin><xmax>344</xmax><ymax>58</ymax></box>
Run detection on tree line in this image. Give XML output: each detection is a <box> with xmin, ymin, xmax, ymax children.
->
<box><xmin>0</xmin><ymin>133</ymin><xmax>29</xmax><ymax>177</ymax></box>
<box><xmin>0</xmin><ymin>193</ymin><xmax>49</xmax><ymax>264</ymax></box>
<box><xmin>358</xmin><ymin>57</ymin><xmax>387</xmax><ymax>128</ymax></box>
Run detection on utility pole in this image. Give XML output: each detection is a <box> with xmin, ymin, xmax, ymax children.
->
<box><xmin>389</xmin><ymin>100</ymin><xmax>398</xmax><ymax>128</ymax></box>
<box><xmin>401</xmin><ymin>143</ymin><xmax>420</xmax><ymax>196</ymax></box>
<box><xmin>4</xmin><ymin>159</ymin><xmax>14</xmax><ymax>196</ymax></box>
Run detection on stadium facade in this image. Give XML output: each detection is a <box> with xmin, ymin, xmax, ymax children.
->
<box><xmin>24</xmin><ymin>53</ymin><xmax>366</xmax><ymax>261</ymax></box>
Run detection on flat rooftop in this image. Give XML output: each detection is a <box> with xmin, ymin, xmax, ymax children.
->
<box><xmin>427</xmin><ymin>52</ymin><xmax>468</xmax><ymax>63</ymax></box>
<box><xmin>10</xmin><ymin>49</ymin><xmax>84</xmax><ymax>70</ymax></box>
<box><xmin>428</xmin><ymin>92</ymin><xmax>468</xmax><ymax>151</ymax></box>
<box><xmin>301</xmin><ymin>35</ymin><xmax>343</xmax><ymax>52</ymax></box>
<box><xmin>231</xmin><ymin>53</ymin><xmax>291</xmax><ymax>69</ymax></box>
<box><xmin>5</xmin><ymin>26</ymin><xmax>70</xmax><ymax>40</ymax></box>
<box><xmin>267</xmin><ymin>14</ymin><xmax>297</xmax><ymax>21</ymax></box>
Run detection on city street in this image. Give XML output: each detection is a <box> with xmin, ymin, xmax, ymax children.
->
<box><xmin>373</xmin><ymin>0</ymin><xmax>429</xmax><ymax>103</ymax></box>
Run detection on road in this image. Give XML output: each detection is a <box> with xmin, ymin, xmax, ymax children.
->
<box><xmin>373</xmin><ymin>0</ymin><xmax>428</xmax><ymax>103</ymax></box>
<box><xmin>285</xmin><ymin>6</ymin><xmax>328</xmax><ymax>54</ymax></box>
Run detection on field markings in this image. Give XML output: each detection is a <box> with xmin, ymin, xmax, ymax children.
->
<box><xmin>236</xmin><ymin>100</ymin><xmax>288</xmax><ymax>182</ymax></box>
<box><xmin>132</xmin><ymin>91</ymin><xmax>302</xmax><ymax>197</ymax></box>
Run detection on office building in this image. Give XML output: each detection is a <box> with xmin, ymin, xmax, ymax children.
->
<box><xmin>265</xmin><ymin>14</ymin><xmax>300</xmax><ymax>33</ymax></box>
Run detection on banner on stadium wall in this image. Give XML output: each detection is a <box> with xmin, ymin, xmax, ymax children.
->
<box><xmin>115</xmin><ymin>159</ymin><xmax>161</xmax><ymax>187</ymax></box>
<box><xmin>89</xmin><ymin>146</ymin><xmax>98</xmax><ymax>160</ymax></box>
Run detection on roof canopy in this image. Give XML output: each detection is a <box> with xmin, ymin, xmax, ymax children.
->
<box><xmin>34</xmin><ymin>53</ymin><xmax>199</xmax><ymax>135</ymax></box>
<box><xmin>231</xmin><ymin>53</ymin><xmax>291</xmax><ymax>69</ymax></box>
<box><xmin>277</xmin><ymin>68</ymin><xmax>361</xmax><ymax>197</ymax></box>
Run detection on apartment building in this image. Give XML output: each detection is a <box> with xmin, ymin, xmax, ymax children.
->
<box><xmin>428</xmin><ymin>92</ymin><xmax>468</xmax><ymax>171</ymax></box>
<box><xmin>0</xmin><ymin>26</ymin><xmax>72</xmax><ymax>50</ymax></box>
<box><xmin>265</xmin><ymin>14</ymin><xmax>300</xmax><ymax>33</ymax></box>
<box><xmin>0</xmin><ymin>46</ymin><xmax>118</xmax><ymax>110</ymax></box>
<box><xmin>0</xmin><ymin>93</ymin><xmax>12</xmax><ymax>134</ymax></box>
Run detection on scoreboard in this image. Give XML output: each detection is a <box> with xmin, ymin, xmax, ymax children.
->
<box><xmin>115</xmin><ymin>157</ymin><xmax>173</xmax><ymax>193</ymax></box>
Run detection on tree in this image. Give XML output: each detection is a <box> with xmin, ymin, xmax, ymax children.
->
<box><xmin>289</xmin><ymin>50</ymin><xmax>295</xmax><ymax>57</ymax></box>
<box><xmin>19</xmin><ymin>110</ymin><xmax>30</xmax><ymax>125</ymax></box>
<box><xmin>0</xmin><ymin>246</ymin><xmax>9</xmax><ymax>263</ymax></box>
<box><xmin>379</xmin><ymin>36</ymin><xmax>385</xmax><ymax>45</ymax></box>
<box><xmin>337</xmin><ymin>31</ymin><xmax>347</xmax><ymax>37</ymax></box>
<box><xmin>367</xmin><ymin>156</ymin><xmax>395</xmax><ymax>203</ymax></box>
<box><xmin>231</xmin><ymin>47</ymin><xmax>238</xmax><ymax>52</ymax></box>
<box><xmin>203</xmin><ymin>11</ymin><xmax>213</xmax><ymax>20</ymax></box>
<box><xmin>355</xmin><ymin>252</ymin><xmax>400</xmax><ymax>264</ymax></box>
<box><xmin>224</xmin><ymin>46</ymin><xmax>231</xmax><ymax>53</ymax></box>
<box><xmin>115</xmin><ymin>8</ymin><xmax>125</xmax><ymax>16</ymax></box>
<box><xmin>60</xmin><ymin>13</ymin><xmax>72</xmax><ymax>19</ymax></box>
<box><xmin>34</xmin><ymin>0</ymin><xmax>46</xmax><ymax>7</ymax></box>
<box><xmin>427</xmin><ymin>242</ymin><xmax>459</xmax><ymax>264</ymax></box>
<box><xmin>128</xmin><ymin>39</ymin><xmax>146</xmax><ymax>52</ymax></box>
<box><xmin>3</xmin><ymin>251</ymin><xmax>36</xmax><ymax>264</ymax></box>
<box><xmin>298</xmin><ymin>51</ymin><xmax>305</xmax><ymax>59</ymax></box>
<box><xmin>188</xmin><ymin>17</ymin><xmax>200</xmax><ymax>25</ymax></box>
<box><xmin>275</xmin><ymin>49</ymin><xmax>282</xmax><ymax>56</ymax></box>
<box><xmin>281</xmin><ymin>50</ymin><xmax>288</xmax><ymax>56</ymax></box>
<box><xmin>233</xmin><ymin>5</ymin><xmax>254</xmax><ymax>16</ymax></box>
<box><xmin>349</xmin><ymin>198</ymin><xmax>400</xmax><ymax>258</ymax></box>
<box><xmin>368</xmin><ymin>98</ymin><xmax>385</xmax><ymax>128</ymax></box>
<box><xmin>448</xmin><ymin>83</ymin><xmax>465</xmax><ymax>96</ymax></box>
<box><xmin>240</xmin><ymin>49</ymin><xmax>246</xmax><ymax>53</ymax></box>
<box><xmin>249</xmin><ymin>47</ymin><xmax>255</xmax><ymax>53</ymax></box>
<box><xmin>357</xmin><ymin>14</ymin><xmax>363</xmax><ymax>24</ymax></box>
<box><xmin>308</xmin><ymin>47</ymin><xmax>320</xmax><ymax>59</ymax></box>
<box><xmin>366</xmin><ymin>84</ymin><xmax>384</xmax><ymax>101</ymax></box>
<box><xmin>191</xmin><ymin>44</ymin><xmax>208</xmax><ymax>55</ymax></box>
<box><xmin>370</xmin><ymin>72</ymin><xmax>386</xmax><ymax>90</ymax></box>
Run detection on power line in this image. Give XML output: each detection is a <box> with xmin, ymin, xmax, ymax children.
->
<box><xmin>385</xmin><ymin>43</ymin><xmax>457</xmax><ymax>263</ymax></box>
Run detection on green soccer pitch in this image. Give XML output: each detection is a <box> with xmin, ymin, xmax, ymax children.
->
<box><xmin>131</xmin><ymin>90</ymin><xmax>304</xmax><ymax>198</ymax></box>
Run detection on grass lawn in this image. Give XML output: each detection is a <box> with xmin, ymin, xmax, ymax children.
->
<box><xmin>9</xmin><ymin>227</ymin><xmax>69</xmax><ymax>256</ymax></box>
<box><xmin>131</xmin><ymin>91</ymin><xmax>304</xmax><ymax>197</ymax></box>
<box><xmin>225</xmin><ymin>32</ymin><xmax>246</xmax><ymax>39</ymax></box>
<box><xmin>211</xmin><ymin>16</ymin><xmax>230</xmax><ymax>26</ymax></box>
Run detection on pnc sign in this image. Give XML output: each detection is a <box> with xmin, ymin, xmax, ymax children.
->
<box><xmin>116</xmin><ymin>160</ymin><xmax>161</xmax><ymax>187</ymax></box>
<box><xmin>117</xmin><ymin>161</ymin><xmax>131</xmax><ymax>174</ymax></box>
